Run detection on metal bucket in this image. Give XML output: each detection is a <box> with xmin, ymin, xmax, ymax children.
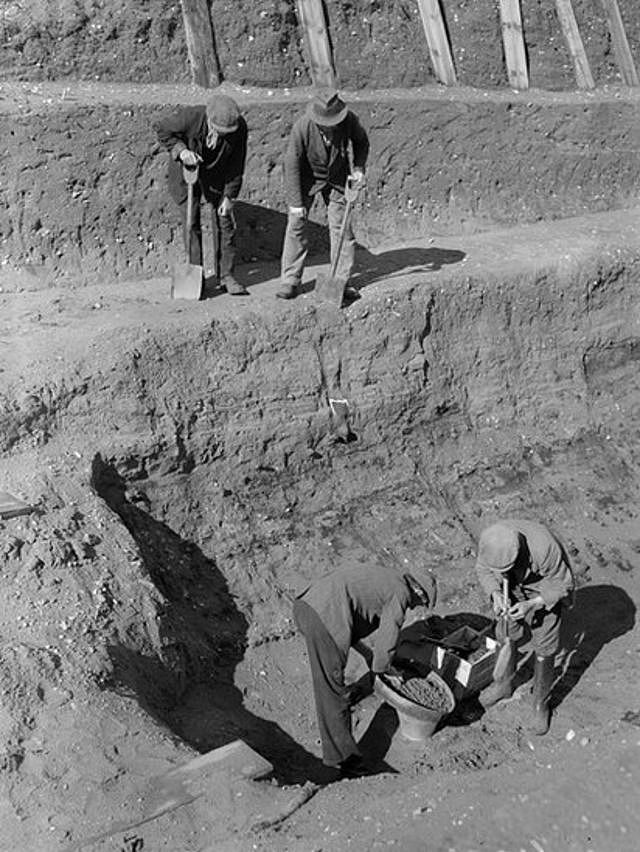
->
<box><xmin>375</xmin><ymin>670</ymin><xmax>456</xmax><ymax>742</ymax></box>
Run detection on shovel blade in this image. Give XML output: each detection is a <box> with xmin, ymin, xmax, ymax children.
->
<box><xmin>315</xmin><ymin>272</ymin><xmax>346</xmax><ymax>307</ymax></box>
<box><xmin>171</xmin><ymin>262</ymin><xmax>203</xmax><ymax>300</ymax></box>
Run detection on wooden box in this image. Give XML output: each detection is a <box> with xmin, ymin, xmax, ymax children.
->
<box><xmin>429</xmin><ymin>626</ymin><xmax>499</xmax><ymax>698</ymax></box>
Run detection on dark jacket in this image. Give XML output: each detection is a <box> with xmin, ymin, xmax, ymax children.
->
<box><xmin>476</xmin><ymin>519</ymin><xmax>574</xmax><ymax>609</ymax></box>
<box><xmin>155</xmin><ymin>105</ymin><xmax>248</xmax><ymax>204</ymax></box>
<box><xmin>298</xmin><ymin>563</ymin><xmax>412</xmax><ymax>673</ymax></box>
<box><xmin>283</xmin><ymin>110</ymin><xmax>370</xmax><ymax>207</ymax></box>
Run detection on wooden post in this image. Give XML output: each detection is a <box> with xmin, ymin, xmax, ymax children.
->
<box><xmin>498</xmin><ymin>0</ymin><xmax>529</xmax><ymax>90</ymax></box>
<box><xmin>296</xmin><ymin>0</ymin><xmax>336</xmax><ymax>88</ymax></box>
<box><xmin>416</xmin><ymin>0</ymin><xmax>457</xmax><ymax>86</ymax></box>
<box><xmin>180</xmin><ymin>0</ymin><xmax>223</xmax><ymax>88</ymax></box>
<box><xmin>600</xmin><ymin>0</ymin><xmax>639</xmax><ymax>86</ymax></box>
<box><xmin>555</xmin><ymin>0</ymin><xmax>595</xmax><ymax>90</ymax></box>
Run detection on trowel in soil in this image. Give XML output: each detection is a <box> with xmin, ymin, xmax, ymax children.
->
<box><xmin>314</xmin><ymin>175</ymin><xmax>360</xmax><ymax>307</ymax></box>
<box><xmin>170</xmin><ymin>163</ymin><xmax>203</xmax><ymax>300</ymax></box>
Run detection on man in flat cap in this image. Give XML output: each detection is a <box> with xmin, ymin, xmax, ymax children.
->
<box><xmin>293</xmin><ymin>561</ymin><xmax>436</xmax><ymax>777</ymax></box>
<box><xmin>277</xmin><ymin>88</ymin><xmax>370</xmax><ymax>300</ymax></box>
<box><xmin>156</xmin><ymin>91</ymin><xmax>248</xmax><ymax>295</ymax></box>
<box><xmin>475</xmin><ymin>519</ymin><xmax>574</xmax><ymax>734</ymax></box>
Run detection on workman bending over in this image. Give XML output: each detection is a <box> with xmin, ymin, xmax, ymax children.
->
<box><xmin>278</xmin><ymin>88</ymin><xmax>369</xmax><ymax>300</ymax></box>
<box><xmin>293</xmin><ymin>562</ymin><xmax>436</xmax><ymax>778</ymax></box>
<box><xmin>475</xmin><ymin>519</ymin><xmax>574</xmax><ymax>735</ymax></box>
<box><xmin>155</xmin><ymin>91</ymin><xmax>248</xmax><ymax>295</ymax></box>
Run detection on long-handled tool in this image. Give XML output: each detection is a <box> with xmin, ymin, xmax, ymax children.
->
<box><xmin>314</xmin><ymin>175</ymin><xmax>360</xmax><ymax>307</ymax></box>
<box><xmin>492</xmin><ymin>577</ymin><xmax>515</xmax><ymax>680</ymax></box>
<box><xmin>170</xmin><ymin>163</ymin><xmax>203</xmax><ymax>300</ymax></box>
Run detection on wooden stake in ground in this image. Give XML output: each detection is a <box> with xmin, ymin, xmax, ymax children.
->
<box><xmin>555</xmin><ymin>0</ymin><xmax>595</xmax><ymax>90</ymax></box>
<box><xmin>498</xmin><ymin>0</ymin><xmax>529</xmax><ymax>90</ymax></box>
<box><xmin>416</xmin><ymin>0</ymin><xmax>457</xmax><ymax>86</ymax></box>
<box><xmin>296</xmin><ymin>0</ymin><xmax>336</xmax><ymax>88</ymax></box>
<box><xmin>600</xmin><ymin>0</ymin><xmax>639</xmax><ymax>86</ymax></box>
<box><xmin>180</xmin><ymin>0</ymin><xmax>223</xmax><ymax>88</ymax></box>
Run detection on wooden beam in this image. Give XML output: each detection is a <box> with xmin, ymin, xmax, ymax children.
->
<box><xmin>180</xmin><ymin>0</ymin><xmax>222</xmax><ymax>88</ymax></box>
<box><xmin>416</xmin><ymin>0</ymin><xmax>457</xmax><ymax>86</ymax></box>
<box><xmin>555</xmin><ymin>0</ymin><xmax>595</xmax><ymax>90</ymax></box>
<box><xmin>296</xmin><ymin>0</ymin><xmax>336</xmax><ymax>88</ymax></box>
<box><xmin>600</xmin><ymin>0</ymin><xmax>639</xmax><ymax>86</ymax></box>
<box><xmin>498</xmin><ymin>0</ymin><xmax>529</xmax><ymax>90</ymax></box>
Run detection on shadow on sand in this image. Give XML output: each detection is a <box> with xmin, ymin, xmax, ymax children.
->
<box><xmin>90</xmin><ymin>455</ymin><xmax>330</xmax><ymax>785</ymax></box>
<box><xmin>552</xmin><ymin>584</ymin><xmax>636</xmax><ymax>709</ymax></box>
<box><xmin>200</xmin><ymin>201</ymin><xmax>465</xmax><ymax>297</ymax></box>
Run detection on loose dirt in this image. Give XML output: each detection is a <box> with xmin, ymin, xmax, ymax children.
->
<box><xmin>1</xmin><ymin>75</ymin><xmax>639</xmax><ymax>851</ymax></box>
<box><xmin>384</xmin><ymin>674</ymin><xmax>452</xmax><ymax>712</ymax></box>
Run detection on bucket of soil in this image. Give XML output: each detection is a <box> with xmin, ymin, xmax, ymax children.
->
<box><xmin>375</xmin><ymin>670</ymin><xmax>455</xmax><ymax>742</ymax></box>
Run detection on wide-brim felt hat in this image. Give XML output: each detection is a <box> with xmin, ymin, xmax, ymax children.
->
<box><xmin>306</xmin><ymin>88</ymin><xmax>348</xmax><ymax>126</ymax></box>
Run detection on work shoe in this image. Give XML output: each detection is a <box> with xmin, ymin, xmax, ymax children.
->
<box><xmin>276</xmin><ymin>282</ymin><xmax>298</xmax><ymax>300</ymax></box>
<box><xmin>222</xmin><ymin>275</ymin><xmax>248</xmax><ymax>296</ymax></box>
<box><xmin>529</xmin><ymin>654</ymin><xmax>555</xmax><ymax>736</ymax></box>
<box><xmin>343</xmin><ymin>285</ymin><xmax>360</xmax><ymax>302</ymax></box>
<box><xmin>338</xmin><ymin>754</ymin><xmax>370</xmax><ymax>779</ymax></box>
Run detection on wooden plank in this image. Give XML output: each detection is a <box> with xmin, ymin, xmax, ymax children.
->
<box><xmin>498</xmin><ymin>0</ymin><xmax>529</xmax><ymax>90</ymax></box>
<box><xmin>555</xmin><ymin>0</ymin><xmax>595</xmax><ymax>90</ymax></box>
<box><xmin>416</xmin><ymin>0</ymin><xmax>457</xmax><ymax>86</ymax></box>
<box><xmin>296</xmin><ymin>0</ymin><xmax>336</xmax><ymax>88</ymax></box>
<box><xmin>0</xmin><ymin>491</ymin><xmax>33</xmax><ymax>520</ymax></box>
<box><xmin>180</xmin><ymin>0</ymin><xmax>223</xmax><ymax>88</ymax></box>
<box><xmin>600</xmin><ymin>0</ymin><xmax>639</xmax><ymax>86</ymax></box>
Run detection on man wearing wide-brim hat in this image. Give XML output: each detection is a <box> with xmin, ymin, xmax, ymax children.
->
<box><xmin>156</xmin><ymin>91</ymin><xmax>249</xmax><ymax>296</ymax></box>
<box><xmin>277</xmin><ymin>88</ymin><xmax>370</xmax><ymax>300</ymax></box>
<box><xmin>475</xmin><ymin>519</ymin><xmax>575</xmax><ymax>735</ymax></box>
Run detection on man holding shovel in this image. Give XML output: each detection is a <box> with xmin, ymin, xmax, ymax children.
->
<box><xmin>277</xmin><ymin>88</ymin><xmax>369</xmax><ymax>301</ymax></box>
<box><xmin>156</xmin><ymin>91</ymin><xmax>248</xmax><ymax>295</ymax></box>
<box><xmin>293</xmin><ymin>562</ymin><xmax>436</xmax><ymax>778</ymax></box>
<box><xmin>475</xmin><ymin>519</ymin><xmax>575</xmax><ymax>735</ymax></box>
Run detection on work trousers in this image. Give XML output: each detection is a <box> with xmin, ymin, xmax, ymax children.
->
<box><xmin>281</xmin><ymin>188</ymin><xmax>355</xmax><ymax>289</ymax></box>
<box><xmin>179</xmin><ymin>190</ymin><xmax>236</xmax><ymax>277</ymax></box>
<box><xmin>293</xmin><ymin>598</ymin><xmax>359</xmax><ymax>768</ymax></box>
<box><xmin>510</xmin><ymin>601</ymin><xmax>563</xmax><ymax>658</ymax></box>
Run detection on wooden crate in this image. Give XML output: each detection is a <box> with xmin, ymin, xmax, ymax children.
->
<box><xmin>430</xmin><ymin>626</ymin><xmax>498</xmax><ymax>698</ymax></box>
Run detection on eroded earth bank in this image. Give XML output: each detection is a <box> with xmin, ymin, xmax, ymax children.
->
<box><xmin>0</xmin><ymin>83</ymin><xmax>640</xmax><ymax>851</ymax></box>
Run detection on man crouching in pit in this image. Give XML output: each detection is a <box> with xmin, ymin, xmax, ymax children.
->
<box><xmin>155</xmin><ymin>91</ymin><xmax>248</xmax><ymax>295</ymax></box>
<box><xmin>293</xmin><ymin>562</ymin><xmax>436</xmax><ymax>779</ymax></box>
<box><xmin>475</xmin><ymin>519</ymin><xmax>575</xmax><ymax>735</ymax></box>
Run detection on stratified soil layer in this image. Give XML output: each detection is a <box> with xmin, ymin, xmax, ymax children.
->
<box><xmin>0</xmin><ymin>0</ymin><xmax>638</xmax><ymax>90</ymax></box>
<box><xmin>1</xmin><ymin>82</ymin><xmax>639</xmax><ymax>285</ymax></box>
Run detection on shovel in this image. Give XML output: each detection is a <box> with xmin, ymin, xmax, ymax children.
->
<box><xmin>492</xmin><ymin>578</ymin><xmax>515</xmax><ymax>680</ymax></box>
<box><xmin>315</xmin><ymin>175</ymin><xmax>360</xmax><ymax>307</ymax></box>
<box><xmin>170</xmin><ymin>163</ymin><xmax>203</xmax><ymax>300</ymax></box>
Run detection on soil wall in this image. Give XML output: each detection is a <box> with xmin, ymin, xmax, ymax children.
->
<box><xmin>0</xmin><ymin>1</ymin><xmax>639</xmax><ymax>91</ymax></box>
<box><xmin>1</xmin><ymin>85</ymin><xmax>639</xmax><ymax>284</ymax></box>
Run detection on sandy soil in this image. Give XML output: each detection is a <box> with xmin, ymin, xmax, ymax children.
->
<box><xmin>1</xmin><ymin>195</ymin><xmax>640</xmax><ymax>851</ymax></box>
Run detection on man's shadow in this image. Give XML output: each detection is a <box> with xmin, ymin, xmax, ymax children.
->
<box><xmin>352</xmin><ymin>246</ymin><xmax>466</xmax><ymax>290</ymax></box>
<box><xmin>552</xmin><ymin>584</ymin><xmax>636</xmax><ymax>709</ymax></box>
<box><xmin>202</xmin><ymin>202</ymin><xmax>465</xmax><ymax>295</ymax></box>
<box><xmin>90</xmin><ymin>455</ymin><xmax>329</xmax><ymax>785</ymax></box>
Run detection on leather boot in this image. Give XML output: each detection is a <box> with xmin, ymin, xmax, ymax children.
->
<box><xmin>479</xmin><ymin>641</ymin><xmax>517</xmax><ymax>709</ymax></box>
<box><xmin>530</xmin><ymin>654</ymin><xmax>555</xmax><ymax>736</ymax></box>
<box><xmin>221</xmin><ymin>275</ymin><xmax>248</xmax><ymax>296</ymax></box>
